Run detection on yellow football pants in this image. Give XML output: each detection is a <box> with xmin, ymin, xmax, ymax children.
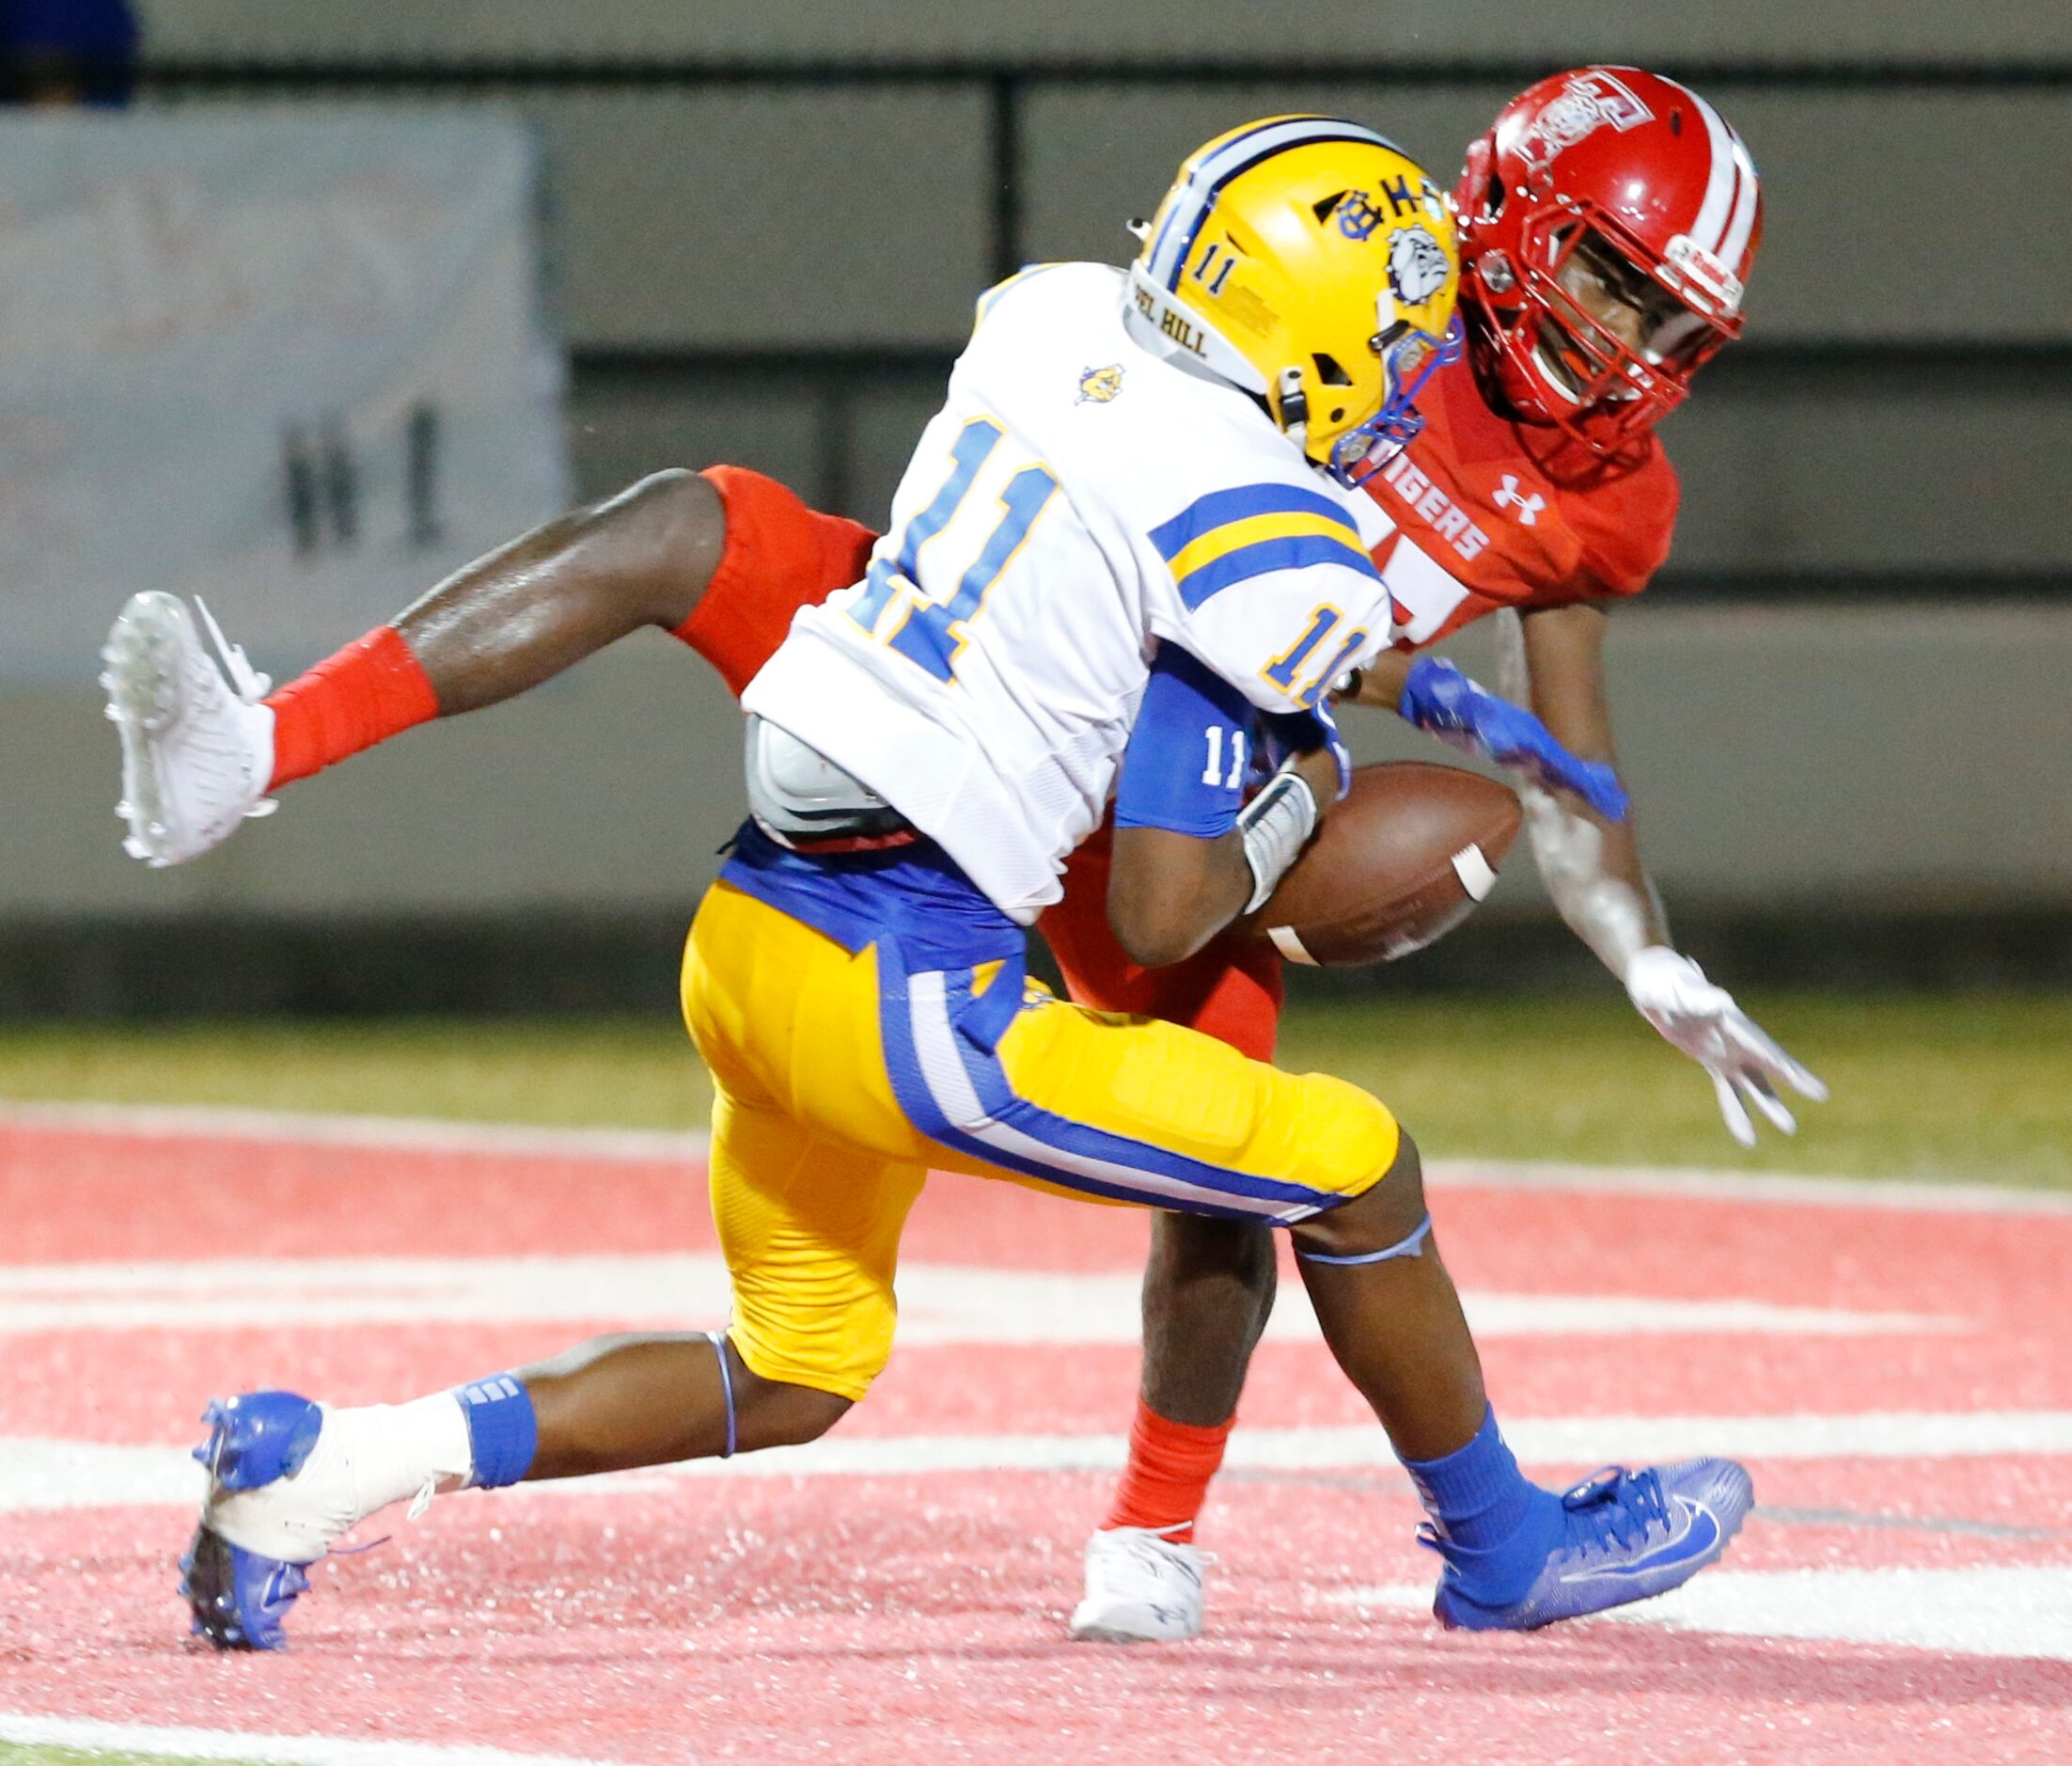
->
<box><xmin>680</xmin><ymin>880</ymin><xmax>1400</xmax><ymax>1400</ymax></box>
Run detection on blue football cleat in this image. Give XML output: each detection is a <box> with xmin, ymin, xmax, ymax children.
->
<box><xmin>181</xmin><ymin>1391</ymin><xmax>324</xmax><ymax>1650</ymax></box>
<box><xmin>1429</xmin><ymin>1457</ymin><xmax>1752</xmax><ymax>1632</ymax></box>
<box><xmin>180</xmin><ymin>1526</ymin><xmax>311</xmax><ymax>1650</ymax></box>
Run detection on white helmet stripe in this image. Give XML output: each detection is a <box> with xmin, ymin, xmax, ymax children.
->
<box><xmin>1717</xmin><ymin>126</ymin><xmax>1761</xmax><ymax>272</ymax></box>
<box><xmin>1144</xmin><ymin>116</ymin><xmax>1397</xmax><ymax>289</ymax></box>
<box><xmin>1683</xmin><ymin>86</ymin><xmax>1739</xmax><ymax>257</ymax></box>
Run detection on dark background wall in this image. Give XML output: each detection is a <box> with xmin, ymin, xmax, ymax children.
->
<box><xmin>8</xmin><ymin>2</ymin><xmax>2068</xmax><ymax>1008</ymax></box>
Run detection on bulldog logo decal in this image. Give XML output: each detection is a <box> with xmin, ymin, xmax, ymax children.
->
<box><xmin>1388</xmin><ymin>226</ymin><xmax>1451</xmax><ymax>307</ymax></box>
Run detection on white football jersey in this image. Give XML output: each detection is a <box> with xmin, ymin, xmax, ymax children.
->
<box><xmin>742</xmin><ymin>262</ymin><xmax>1397</xmax><ymax>922</ymax></box>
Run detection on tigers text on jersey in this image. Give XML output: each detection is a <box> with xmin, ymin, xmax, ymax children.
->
<box><xmin>742</xmin><ymin>262</ymin><xmax>1396</xmax><ymax>924</ymax></box>
<box><xmin>1360</xmin><ymin>351</ymin><xmax>1681</xmax><ymax>649</ymax></box>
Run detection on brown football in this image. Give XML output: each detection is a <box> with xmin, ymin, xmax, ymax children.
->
<box><xmin>1242</xmin><ymin>762</ymin><xmax>1521</xmax><ymax>967</ymax></box>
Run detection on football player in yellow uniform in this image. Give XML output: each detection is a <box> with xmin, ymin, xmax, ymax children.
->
<box><xmin>148</xmin><ymin>118</ymin><xmax>1755</xmax><ymax>1654</ymax></box>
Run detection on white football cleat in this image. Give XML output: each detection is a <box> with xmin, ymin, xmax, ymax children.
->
<box><xmin>102</xmin><ymin>591</ymin><xmax>276</xmax><ymax>867</ymax></box>
<box><xmin>1068</xmin><ymin>1526</ymin><xmax>1208</xmax><ymax>1643</ymax></box>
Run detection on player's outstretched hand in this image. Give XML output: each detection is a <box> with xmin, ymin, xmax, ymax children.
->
<box><xmin>1623</xmin><ymin>946</ymin><xmax>1829</xmax><ymax>1146</ymax></box>
<box><xmin>1398</xmin><ymin>656</ymin><xmax>1627</xmax><ymax>823</ymax></box>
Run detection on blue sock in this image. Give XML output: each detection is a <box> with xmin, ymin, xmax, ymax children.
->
<box><xmin>1403</xmin><ymin>1406</ymin><xmax>1562</xmax><ymax>1605</ymax></box>
<box><xmin>453</xmin><ymin>1374</ymin><xmax>538</xmax><ymax>1490</ymax></box>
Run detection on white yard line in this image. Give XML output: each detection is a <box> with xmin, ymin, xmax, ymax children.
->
<box><xmin>4</xmin><ymin>1100</ymin><xmax>2065</xmax><ymax>1214</ymax></box>
<box><xmin>0</xmin><ymin>1102</ymin><xmax>707</xmax><ymax>1164</ymax></box>
<box><xmin>0</xmin><ymin>1712</ymin><xmax>618</xmax><ymax>1766</ymax></box>
<box><xmin>12</xmin><ymin>1411</ymin><xmax>2072</xmax><ymax>1515</ymax></box>
<box><xmin>1445</xmin><ymin>1158</ymin><xmax>2072</xmax><ymax>1216</ymax></box>
<box><xmin>606</xmin><ymin>1409</ymin><xmax>2072</xmax><ymax>1484</ymax></box>
<box><xmin>1332</xmin><ymin>1566</ymin><xmax>2072</xmax><ymax>1662</ymax></box>
<box><xmin>0</xmin><ymin>1254</ymin><xmax>1954</xmax><ymax>1342</ymax></box>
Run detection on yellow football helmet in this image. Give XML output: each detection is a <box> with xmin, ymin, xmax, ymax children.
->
<box><xmin>1127</xmin><ymin>116</ymin><xmax>1464</xmax><ymax>482</ymax></box>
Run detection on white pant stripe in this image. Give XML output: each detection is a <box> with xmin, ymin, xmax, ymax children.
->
<box><xmin>903</xmin><ymin>970</ymin><xmax>1314</xmax><ymax>1222</ymax></box>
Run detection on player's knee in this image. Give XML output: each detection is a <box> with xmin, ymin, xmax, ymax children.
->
<box><xmin>1289</xmin><ymin>1128</ymin><xmax>1426</xmax><ymax>1263</ymax></box>
<box><xmin>611</xmin><ymin>466</ymin><xmax>726</xmax><ymax>630</ymax></box>
<box><xmin>1151</xmin><ymin>1212</ymin><xmax>1278</xmax><ymax>1361</ymax></box>
<box><xmin>731</xmin><ymin>1363</ymin><xmax>853</xmax><ymax>1451</ymax></box>
<box><xmin>1150</xmin><ymin>1211</ymin><xmax>1277</xmax><ymax>1306</ymax></box>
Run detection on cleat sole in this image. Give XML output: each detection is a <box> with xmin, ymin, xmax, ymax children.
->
<box><xmin>1068</xmin><ymin>1621</ymin><xmax>1192</xmax><ymax>1645</ymax></box>
<box><xmin>180</xmin><ymin>1522</ymin><xmax>251</xmax><ymax>1648</ymax></box>
<box><xmin>180</xmin><ymin>1522</ymin><xmax>312</xmax><ymax>1652</ymax></box>
<box><xmin>103</xmin><ymin>592</ymin><xmax>190</xmax><ymax>860</ymax></box>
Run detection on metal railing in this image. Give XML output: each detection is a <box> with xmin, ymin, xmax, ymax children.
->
<box><xmin>131</xmin><ymin>52</ymin><xmax>2072</xmax><ymax>284</ymax></box>
<box><xmin>99</xmin><ymin>54</ymin><xmax>2072</xmax><ymax>599</ymax></box>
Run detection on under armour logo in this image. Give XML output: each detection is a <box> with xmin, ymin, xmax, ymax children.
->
<box><xmin>1494</xmin><ymin>474</ymin><xmax>1545</xmax><ymax>526</ymax></box>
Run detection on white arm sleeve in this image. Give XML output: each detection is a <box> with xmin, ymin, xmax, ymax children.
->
<box><xmin>1494</xmin><ymin>608</ymin><xmax>1662</xmax><ymax>978</ymax></box>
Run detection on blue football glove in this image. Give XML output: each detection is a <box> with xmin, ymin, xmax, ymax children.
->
<box><xmin>1399</xmin><ymin>654</ymin><xmax>1629</xmax><ymax>823</ymax></box>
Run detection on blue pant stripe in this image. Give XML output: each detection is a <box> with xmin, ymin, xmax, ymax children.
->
<box><xmin>877</xmin><ymin>947</ymin><xmax>1351</xmax><ymax>1222</ymax></box>
<box><xmin>875</xmin><ymin>951</ymin><xmax>1267</xmax><ymax>1220</ymax></box>
<box><xmin>935</xmin><ymin>967</ymin><xmax>1336</xmax><ymax>1210</ymax></box>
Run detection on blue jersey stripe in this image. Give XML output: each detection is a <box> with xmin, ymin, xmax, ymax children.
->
<box><xmin>1148</xmin><ymin>482</ymin><xmax>1362</xmax><ymax>562</ymax></box>
<box><xmin>1175</xmin><ymin>532</ymin><xmax>1379</xmax><ymax>609</ymax></box>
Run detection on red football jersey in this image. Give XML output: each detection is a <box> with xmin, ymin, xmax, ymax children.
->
<box><xmin>1358</xmin><ymin>356</ymin><xmax>1682</xmax><ymax>651</ymax></box>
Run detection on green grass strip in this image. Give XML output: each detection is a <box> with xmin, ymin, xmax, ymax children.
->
<box><xmin>1</xmin><ymin>991</ymin><xmax>2066</xmax><ymax>1188</ymax></box>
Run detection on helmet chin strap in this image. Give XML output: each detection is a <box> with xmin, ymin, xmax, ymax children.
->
<box><xmin>1274</xmin><ymin>366</ymin><xmax>1310</xmax><ymax>450</ymax></box>
<box><xmin>1529</xmin><ymin>337</ymin><xmax>1587</xmax><ymax>406</ymax></box>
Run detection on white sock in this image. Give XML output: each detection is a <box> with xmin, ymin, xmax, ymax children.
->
<box><xmin>326</xmin><ymin>1391</ymin><xmax>475</xmax><ymax>1523</ymax></box>
<box><xmin>207</xmin><ymin>1391</ymin><xmax>475</xmax><ymax>1564</ymax></box>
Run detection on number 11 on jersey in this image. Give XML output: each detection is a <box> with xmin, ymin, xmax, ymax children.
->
<box><xmin>847</xmin><ymin>417</ymin><xmax>1060</xmax><ymax>685</ymax></box>
<box><xmin>1201</xmin><ymin>724</ymin><xmax>1248</xmax><ymax>788</ymax></box>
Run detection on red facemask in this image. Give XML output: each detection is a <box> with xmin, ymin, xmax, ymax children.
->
<box><xmin>1453</xmin><ymin>67</ymin><xmax>1763</xmax><ymax>455</ymax></box>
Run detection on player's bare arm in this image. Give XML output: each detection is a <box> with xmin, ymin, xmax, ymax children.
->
<box><xmin>1108</xmin><ymin>743</ymin><xmax>1342</xmax><ymax>968</ymax></box>
<box><xmin>1509</xmin><ymin>599</ymin><xmax>1667</xmax><ymax>951</ymax></box>
<box><xmin>1497</xmin><ymin>602</ymin><xmax>1826</xmax><ymax>1143</ymax></box>
<box><xmin>1337</xmin><ymin>648</ymin><xmax>1415</xmax><ymax>711</ymax></box>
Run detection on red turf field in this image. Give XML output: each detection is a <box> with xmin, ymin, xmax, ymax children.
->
<box><xmin>2</xmin><ymin>1108</ymin><xmax>2068</xmax><ymax>1764</ymax></box>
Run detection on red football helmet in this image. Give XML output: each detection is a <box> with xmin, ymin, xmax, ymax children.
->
<box><xmin>1454</xmin><ymin>67</ymin><xmax>1763</xmax><ymax>453</ymax></box>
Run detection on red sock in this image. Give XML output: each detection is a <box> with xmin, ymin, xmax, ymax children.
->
<box><xmin>264</xmin><ymin>625</ymin><xmax>440</xmax><ymax>790</ymax></box>
<box><xmin>1101</xmin><ymin>1395</ymin><xmax>1234</xmax><ymax>1543</ymax></box>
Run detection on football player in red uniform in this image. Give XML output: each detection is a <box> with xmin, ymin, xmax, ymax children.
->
<box><xmin>106</xmin><ymin>67</ymin><xmax>1820</xmax><ymax>1643</ymax></box>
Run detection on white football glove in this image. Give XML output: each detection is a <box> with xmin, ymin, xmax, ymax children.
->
<box><xmin>1623</xmin><ymin>946</ymin><xmax>1829</xmax><ymax>1146</ymax></box>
